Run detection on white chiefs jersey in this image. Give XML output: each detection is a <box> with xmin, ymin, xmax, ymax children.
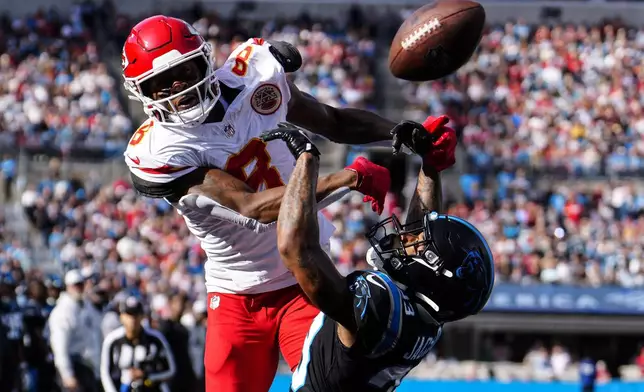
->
<box><xmin>124</xmin><ymin>38</ymin><xmax>335</xmax><ymax>294</ymax></box>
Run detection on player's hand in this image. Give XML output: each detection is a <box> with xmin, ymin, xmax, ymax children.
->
<box><xmin>260</xmin><ymin>123</ymin><xmax>320</xmax><ymax>159</ymax></box>
<box><xmin>391</xmin><ymin>116</ymin><xmax>457</xmax><ymax>172</ymax></box>
<box><xmin>344</xmin><ymin>157</ymin><xmax>391</xmax><ymax>215</ymax></box>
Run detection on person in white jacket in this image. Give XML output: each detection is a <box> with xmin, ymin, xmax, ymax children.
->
<box><xmin>83</xmin><ymin>286</ymin><xmax>108</xmax><ymax>383</ymax></box>
<box><xmin>48</xmin><ymin>270</ymin><xmax>97</xmax><ymax>392</ymax></box>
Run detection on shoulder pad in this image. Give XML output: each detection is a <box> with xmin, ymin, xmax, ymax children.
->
<box><xmin>267</xmin><ymin>40</ymin><xmax>302</xmax><ymax>73</ymax></box>
<box><xmin>348</xmin><ymin>271</ymin><xmax>403</xmax><ymax>357</ymax></box>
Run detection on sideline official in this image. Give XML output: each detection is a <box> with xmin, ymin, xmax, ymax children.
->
<box><xmin>101</xmin><ymin>296</ymin><xmax>176</xmax><ymax>392</ymax></box>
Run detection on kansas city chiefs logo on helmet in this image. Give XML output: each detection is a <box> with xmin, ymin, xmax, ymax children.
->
<box><xmin>121</xmin><ymin>49</ymin><xmax>129</xmax><ymax>70</ymax></box>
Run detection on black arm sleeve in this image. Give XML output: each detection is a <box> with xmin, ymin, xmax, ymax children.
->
<box><xmin>267</xmin><ymin>40</ymin><xmax>302</xmax><ymax>73</ymax></box>
<box><xmin>130</xmin><ymin>168</ymin><xmax>207</xmax><ymax>202</ymax></box>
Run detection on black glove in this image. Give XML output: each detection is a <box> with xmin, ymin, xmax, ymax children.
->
<box><xmin>260</xmin><ymin>123</ymin><xmax>320</xmax><ymax>159</ymax></box>
<box><xmin>390</xmin><ymin>120</ymin><xmax>434</xmax><ymax>156</ymax></box>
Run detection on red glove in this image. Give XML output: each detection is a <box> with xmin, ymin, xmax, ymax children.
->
<box><xmin>344</xmin><ymin>157</ymin><xmax>391</xmax><ymax>215</ymax></box>
<box><xmin>421</xmin><ymin>115</ymin><xmax>457</xmax><ymax>172</ymax></box>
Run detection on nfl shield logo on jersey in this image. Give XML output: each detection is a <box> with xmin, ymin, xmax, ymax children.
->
<box><xmin>210</xmin><ymin>295</ymin><xmax>220</xmax><ymax>310</ymax></box>
<box><xmin>223</xmin><ymin>124</ymin><xmax>235</xmax><ymax>138</ymax></box>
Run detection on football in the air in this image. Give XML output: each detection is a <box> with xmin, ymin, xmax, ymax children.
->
<box><xmin>388</xmin><ymin>0</ymin><xmax>486</xmax><ymax>81</ymax></box>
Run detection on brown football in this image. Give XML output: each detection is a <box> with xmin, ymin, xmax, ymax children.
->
<box><xmin>388</xmin><ymin>0</ymin><xmax>486</xmax><ymax>81</ymax></box>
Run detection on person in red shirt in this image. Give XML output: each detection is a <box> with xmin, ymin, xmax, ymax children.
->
<box><xmin>635</xmin><ymin>347</ymin><xmax>644</xmax><ymax>374</ymax></box>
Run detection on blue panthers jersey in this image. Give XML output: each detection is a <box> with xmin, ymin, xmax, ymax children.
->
<box><xmin>0</xmin><ymin>299</ymin><xmax>23</xmax><ymax>342</ymax></box>
<box><xmin>291</xmin><ymin>270</ymin><xmax>442</xmax><ymax>392</ymax></box>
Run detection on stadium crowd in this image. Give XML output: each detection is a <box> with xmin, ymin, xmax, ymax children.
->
<box><xmin>4</xmin><ymin>3</ymin><xmax>644</xmax><ymax>389</ymax></box>
<box><xmin>0</xmin><ymin>6</ymin><xmax>132</xmax><ymax>156</ymax></box>
<box><xmin>402</xmin><ymin>20</ymin><xmax>644</xmax><ymax>177</ymax></box>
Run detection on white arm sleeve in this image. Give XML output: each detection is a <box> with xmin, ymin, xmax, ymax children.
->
<box><xmin>177</xmin><ymin>193</ymin><xmax>277</xmax><ymax>233</ymax></box>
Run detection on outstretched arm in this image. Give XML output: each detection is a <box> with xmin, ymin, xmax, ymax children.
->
<box><xmin>405</xmin><ymin>165</ymin><xmax>443</xmax><ymax>226</ymax></box>
<box><xmin>276</xmin><ymin>152</ymin><xmax>357</xmax><ymax>332</ymax></box>
<box><xmin>186</xmin><ymin>167</ymin><xmax>357</xmax><ymax>224</ymax></box>
<box><xmin>403</xmin><ymin>115</ymin><xmax>457</xmax><ymax>225</ymax></box>
<box><xmin>286</xmin><ymin>80</ymin><xmax>396</xmax><ymax>144</ymax></box>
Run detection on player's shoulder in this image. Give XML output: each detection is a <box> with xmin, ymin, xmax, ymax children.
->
<box><xmin>348</xmin><ymin>270</ymin><xmax>399</xmax><ymax>300</ymax></box>
<box><xmin>124</xmin><ymin>119</ymin><xmax>200</xmax><ymax>172</ymax></box>
<box><xmin>216</xmin><ymin>38</ymin><xmax>286</xmax><ymax>87</ymax></box>
<box><xmin>347</xmin><ymin>270</ymin><xmax>399</xmax><ymax>324</ymax></box>
<box><xmin>347</xmin><ymin>270</ymin><xmax>408</xmax><ymax>356</ymax></box>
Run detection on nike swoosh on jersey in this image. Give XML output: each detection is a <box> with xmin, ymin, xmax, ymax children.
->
<box><xmin>366</xmin><ymin>273</ymin><xmax>387</xmax><ymax>290</ymax></box>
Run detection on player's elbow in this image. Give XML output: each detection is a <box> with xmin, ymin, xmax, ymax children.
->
<box><xmin>276</xmin><ymin>227</ymin><xmax>301</xmax><ymax>262</ymax></box>
<box><xmin>277</xmin><ymin>226</ymin><xmax>316</xmax><ymax>265</ymax></box>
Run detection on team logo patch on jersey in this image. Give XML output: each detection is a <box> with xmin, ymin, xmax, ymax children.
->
<box><xmin>251</xmin><ymin>83</ymin><xmax>282</xmax><ymax>115</ymax></box>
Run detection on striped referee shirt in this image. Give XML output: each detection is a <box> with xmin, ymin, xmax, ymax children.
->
<box><xmin>100</xmin><ymin>326</ymin><xmax>176</xmax><ymax>392</ymax></box>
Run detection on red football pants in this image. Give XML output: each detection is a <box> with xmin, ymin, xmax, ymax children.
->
<box><xmin>204</xmin><ymin>284</ymin><xmax>319</xmax><ymax>392</ymax></box>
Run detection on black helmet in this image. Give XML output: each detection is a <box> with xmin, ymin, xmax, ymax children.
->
<box><xmin>365</xmin><ymin>212</ymin><xmax>494</xmax><ymax>324</ymax></box>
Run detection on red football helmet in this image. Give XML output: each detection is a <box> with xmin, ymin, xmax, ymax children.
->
<box><xmin>121</xmin><ymin>15</ymin><xmax>220</xmax><ymax>127</ymax></box>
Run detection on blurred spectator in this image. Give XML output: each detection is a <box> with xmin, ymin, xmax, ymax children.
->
<box><xmin>1</xmin><ymin>154</ymin><xmax>16</xmax><ymax>201</ymax></box>
<box><xmin>84</xmin><ymin>285</ymin><xmax>108</xmax><ymax>384</ymax></box>
<box><xmin>524</xmin><ymin>342</ymin><xmax>553</xmax><ymax>380</ymax></box>
<box><xmin>635</xmin><ymin>347</ymin><xmax>644</xmax><ymax>375</ymax></box>
<box><xmin>579</xmin><ymin>357</ymin><xmax>597</xmax><ymax>392</ymax></box>
<box><xmin>551</xmin><ymin>343</ymin><xmax>572</xmax><ymax>379</ymax></box>
<box><xmin>23</xmin><ymin>279</ymin><xmax>58</xmax><ymax>392</ymax></box>
<box><xmin>101</xmin><ymin>291</ymin><xmax>126</xmax><ymax>338</ymax></box>
<box><xmin>596</xmin><ymin>360</ymin><xmax>611</xmax><ymax>383</ymax></box>
<box><xmin>159</xmin><ymin>293</ymin><xmax>195</xmax><ymax>392</ymax></box>
<box><xmin>48</xmin><ymin>269</ymin><xmax>96</xmax><ymax>392</ymax></box>
<box><xmin>0</xmin><ymin>273</ymin><xmax>24</xmax><ymax>392</ymax></box>
<box><xmin>187</xmin><ymin>300</ymin><xmax>207</xmax><ymax>392</ymax></box>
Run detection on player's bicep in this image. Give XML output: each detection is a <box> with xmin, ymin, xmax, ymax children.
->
<box><xmin>286</xmin><ymin>80</ymin><xmax>342</xmax><ymax>140</ymax></box>
<box><xmin>186</xmin><ymin>168</ymin><xmax>254</xmax><ymax>208</ymax></box>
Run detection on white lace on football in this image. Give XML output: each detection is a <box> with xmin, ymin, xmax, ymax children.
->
<box><xmin>401</xmin><ymin>18</ymin><xmax>442</xmax><ymax>50</ymax></box>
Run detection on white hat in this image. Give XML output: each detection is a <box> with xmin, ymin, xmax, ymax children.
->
<box><xmin>64</xmin><ymin>269</ymin><xmax>85</xmax><ymax>286</ymax></box>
